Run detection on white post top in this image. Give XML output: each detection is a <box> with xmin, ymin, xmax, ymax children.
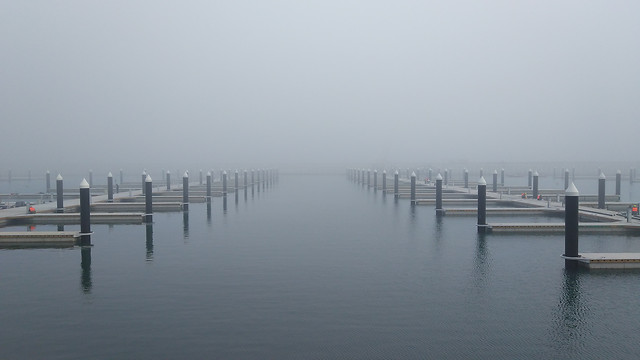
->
<box><xmin>411</xmin><ymin>172</ymin><xmax>416</xmax><ymax>177</ymax></box>
<box><xmin>46</xmin><ymin>170</ymin><xmax>50</xmax><ymax>174</ymax></box>
<box><xmin>57</xmin><ymin>174</ymin><xmax>63</xmax><ymax>181</ymax></box>
<box><xmin>383</xmin><ymin>170</ymin><xmax>386</xmax><ymax>174</ymax></box>
<box><xmin>436</xmin><ymin>173</ymin><xmax>443</xmax><ymax>181</ymax></box>
<box><xmin>534</xmin><ymin>171</ymin><xmax>539</xmax><ymax>176</ymax></box>
<box><xmin>501</xmin><ymin>168</ymin><xmax>504</xmax><ymax>171</ymax></box>
<box><xmin>108</xmin><ymin>172</ymin><xmax>113</xmax><ymax>177</ymax></box>
<box><xmin>599</xmin><ymin>171</ymin><xmax>606</xmax><ymax>179</ymax></box>
<box><xmin>167</xmin><ymin>170</ymin><xmax>170</xmax><ymax>174</ymax></box>
<box><xmin>207</xmin><ymin>171</ymin><xmax>211</xmax><ymax>176</ymax></box>
<box><xmin>374</xmin><ymin>169</ymin><xmax>377</xmax><ymax>173</ymax></box>
<box><xmin>183</xmin><ymin>171</ymin><xmax>189</xmax><ymax>178</ymax></box>
<box><xmin>145</xmin><ymin>174</ymin><xmax>152</xmax><ymax>182</ymax></box>
<box><xmin>395</xmin><ymin>170</ymin><xmax>399</xmax><ymax>175</ymax></box>
<box><xmin>142</xmin><ymin>170</ymin><xmax>147</xmax><ymax>175</ymax></box>
<box><xmin>223</xmin><ymin>170</ymin><xmax>227</xmax><ymax>175</ymax></box>
<box><xmin>235</xmin><ymin>170</ymin><xmax>238</xmax><ymax>173</ymax></box>
<box><xmin>617</xmin><ymin>169</ymin><xmax>621</xmax><ymax>174</ymax></box>
<box><xmin>493</xmin><ymin>170</ymin><xmax>498</xmax><ymax>174</ymax></box>
<box><xmin>80</xmin><ymin>178</ymin><xmax>90</xmax><ymax>189</ymax></box>
<box><xmin>478</xmin><ymin>176</ymin><xmax>487</xmax><ymax>185</ymax></box>
<box><xmin>464</xmin><ymin>169</ymin><xmax>468</xmax><ymax>173</ymax></box>
<box><xmin>566</xmin><ymin>182</ymin><xmax>579</xmax><ymax>196</ymax></box>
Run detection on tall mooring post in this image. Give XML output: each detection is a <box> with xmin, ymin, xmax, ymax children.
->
<box><xmin>145</xmin><ymin>175</ymin><xmax>153</xmax><ymax>223</ymax></box>
<box><xmin>428</xmin><ymin>168</ymin><xmax>433</xmax><ymax>182</ymax></box>
<box><xmin>464</xmin><ymin>169</ymin><xmax>469</xmax><ymax>188</ymax></box>
<box><xmin>564</xmin><ymin>169</ymin><xmax>569</xmax><ymax>190</ymax></box>
<box><xmin>182</xmin><ymin>172</ymin><xmax>189</xmax><ymax>211</ymax></box>
<box><xmin>533</xmin><ymin>171</ymin><xmax>539</xmax><ymax>199</ymax></box>
<box><xmin>223</xmin><ymin>171</ymin><xmax>228</xmax><ymax>196</ymax></box>
<box><xmin>56</xmin><ymin>174</ymin><xmax>64</xmax><ymax>213</ymax></box>
<box><xmin>394</xmin><ymin>171</ymin><xmax>399</xmax><ymax>198</ymax></box>
<box><xmin>46</xmin><ymin>170</ymin><xmax>51</xmax><ymax>193</ymax></box>
<box><xmin>598</xmin><ymin>172</ymin><xmax>606</xmax><ymax>209</ymax></box>
<box><xmin>444</xmin><ymin>169</ymin><xmax>449</xmax><ymax>186</ymax></box>
<box><xmin>244</xmin><ymin>170</ymin><xmax>248</xmax><ymax>188</ymax></box>
<box><xmin>616</xmin><ymin>170</ymin><xmax>621</xmax><ymax>196</ymax></box>
<box><xmin>206</xmin><ymin>172</ymin><xmax>212</xmax><ymax>199</ymax></box>
<box><xmin>373</xmin><ymin>170</ymin><xmax>378</xmax><ymax>190</ymax></box>
<box><xmin>382</xmin><ymin>170</ymin><xmax>387</xmax><ymax>193</ymax></box>
<box><xmin>367</xmin><ymin>169</ymin><xmax>371</xmax><ymax>188</ymax></box>
<box><xmin>528</xmin><ymin>169</ymin><xmax>533</xmax><ymax>188</ymax></box>
<box><xmin>436</xmin><ymin>173</ymin><xmax>443</xmax><ymax>214</ymax></box>
<box><xmin>500</xmin><ymin>168</ymin><xmax>505</xmax><ymax>186</ymax></box>
<box><xmin>142</xmin><ymin>170</ymin><xmax>147</xmax><ymax>195</ymax></box>
<box><xmin>79</xmin><ymin>179</ymin><xmax>91</xmax><ymax>246</ymax></box>
<box><xmin>107</xmin><ymin>172</ymin><xmax>114</xmax><ymax>202</ymax></box>
<box><xmin>410</xmin><ymin>172</ymin><xmax>416</xmax><ymax>205</ymax></box>
<box><xmin>492</xmin><ymin>170</ymin><xmax>498</xmax><ymax>192</ymax></box>
<box><xmin>564</xmin><ymin>183</ymin><xmax>580</xmax><ymax>268</ymax></box>
<box><xmin>166</xmin><ymin>171</ymin><xmax>171</xmax><ymax>190</ymax></box>
<box><xmin>89</xmin><ymin>170</ymin><xmax>93</xmax><ymax>188</ymax></box>
<box><xmin>251</xmin><ymin>169</ymin><xmax>255</xmax><ymax>186</ymax></box>
<box><xmin>235</xmin><ymin>170</ymin><xmax>239</xmax><ymax>191</ymax></box>
<box><xmin>477</xmin><ymin>176</ymin><xmax>487</xmax><ymax>233</ymax></box>
<box><xmin>199</xmin><ymin>169</ymin><xmax>203</xmax><ymax>185</ymax></box>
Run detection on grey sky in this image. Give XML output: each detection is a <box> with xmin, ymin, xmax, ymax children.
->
<box><xmin>2</xmin><ymin>0</ymin><xmax>639</xmax><ymax>171</ymax></box>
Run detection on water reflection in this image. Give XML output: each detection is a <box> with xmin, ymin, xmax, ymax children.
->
<box><xmin>80</xmin><ymin>246</ymin><xmax>92</xmax><ymax>294</ymax></box>
<box><xmin>223</xmin><ymin>196</ymin><xmax>228</xmax><ymax>213</ymax></box>
<box><xmin>145</xmin><ymin>224</ymin><xmax>154</xmax><ymax>261</ymax></box>
<box><xmin>235</xmin><ymin>192</ymin><xmax>239</xmax><ymax>206</ymax></box>
<box><xmin>551</xmin><ymin>270</ymin><xmax>590</xmax><ymax>354</ymax></box>
<box><xmin>472</xmin><ymin>232</ymin><xmax>491</xmax><ymax>291</ymax></box>
<box><xmin>57</xmin><ymin>224</ymin><xmax>65</xmax><ymax>232</ymax></box>
<box><xmin>206</xmin><ymin>200</ymin><xmax>212</xmax><ymax>225</ymax></box>
<box><xmin>183</xmin><ymin>211</ymin><xmax>189</xmax><ymax>240</ymax></box>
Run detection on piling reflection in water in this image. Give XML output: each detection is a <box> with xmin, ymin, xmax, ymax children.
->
<box><xmin>183</xmin><ymin>211</ymin><xmax>189</xmax><ymax>240</ymax></box>
<box><xmin>206</xmin><ymin>200</ymin><xmax>212</xmax><ymax>225</ymax></box>
<box><xmin>145</xmin><ymin>224</ymin><xmax>153</xmax><ymax>261</ymax></box>
<box><xmin>80</xmin><ymin>247</ymin><xmax>92</xmax><ymax>294</ymax></box>
<box><xmin>551</xmin><ymin>270</ymin><xmax>589</xmax><ymax>354</ymax></box>
<box><xmin>57</xmin><ymin>224</ymin><xmax>64</xmax><ymax>232</ymax></box>
<box><xmin>223</xmin><ymin>196</ymin><xmax>228</xmax><ymax>213</ymax></box>
<box><xmin>473</xmin><ymin>232</ymin><xmax>491</xmax><ymax>291</ymax></box>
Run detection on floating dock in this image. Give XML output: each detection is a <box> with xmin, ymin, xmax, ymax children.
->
<box><xmin>0</xmin><ymin>231</ymin><xmax>79</xmax><ymax>247</ymax></box>
<box><xmin>564</xmin><ymin>253</ymin><xmax>640</xmax><ymax>269</ymax></box>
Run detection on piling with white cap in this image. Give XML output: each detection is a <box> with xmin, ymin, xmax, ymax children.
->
<box><xmin>500</xmin><ymin>168</ymin><xmax>505</xmax><ymax>186</ymax></box>
<box><xmin>564</xmin><ymin>169</ymin><xmax>569</xmax><ymax>191</ymax></box>
<box><xmin>182</xmin><ymin>171</ymin><xmax>189</xmax><ymax>211</ymax></box>
<box><xmin>107</xmin><ymin>172</ymin><xmax>113</xmax><ymax>202</ymax></box>
<box><xmin>444</xmin><ymin>169</ymin><xmax>449</xmax><ymax>186</ymax></box>
<box><xmin>235</xmin><ymin>170</ymin><xmax>239</xmax><ymax>191</ymax></box>
<box><xmin>382</xmin><ymin>170</ymin><xmax>387</xmax><ymax>193</ymax></box>
<box><xmin>528</xmin><ymin>169</ymin><xmax>533</xmax><ymax>188</ymax></box>
<box><xmin>373</xmin><ymin>170</ymin><xmax>378</xmax><ymax>191</ymax></box>
<box><xmin>367</xmin><ymin>169</ymin><xmax>371</xmax><ymax>188</ymax></box>
<box><xmin>79</xmin><ymin>178</ymin><xmax>91</xmax><ymax>246</ymax></box>
<box><xmin>410</xmin><ymin>172</ymin><xmax>417</xmax><ymax>204</ymax></box>
<box><xmin>166</xmin><ymin>170</ymin><xmax>171</xmax><ymax>190</ymax></box>
<box><xmin>464</xmin><ymin>169</ymin><xmax>469</xmax><ymax>188</ymax></box>
<box><xmin>142</xmin><ymin>170</ymin><xmax>147</xmax><ymax>195</ymax></box>
<box><xmin>564</xmin><ymin>182</ymin><xmax>580</xmax><ymax>268</ymax></box>
<box><xmin>206</xmin><ymin>172</ymin><xmax>212</xmax><ymax>199</ymax></box>
<box><xmin>436</xmin><ymin>173</ymin><xmax>443</xmax><ymax>213</ymax></box>
<box><xmin>244</xmin><ymin>170</ymin><xmax>248</xmax><ymax>188</ymax></box>
<box><xmin>492</xmin><ymin>170</ymin><xmax>498</xmax><ymax>192</ymax></box>
<box><xmin>199</xmin><ymin>169</ymin><xmax>203</xmax><ymax>186</ymax></box>
<box><xmin>223</xmin><ymin>171</ymin><xmax>228</xmax><ymax>196</ymax></box>
<box><xmin>533</xmin><ymin>171</ymin><xmax>539</xmax><ymax>199</ymax></box>
<box><xmin>145</xmin><ymin>175</ymin><xmax>153</xmax><ymax>223</ymax></box>
<box><xmin>598</xmin><ymin>172</ymin><xmax>606</xmax><ymax>209</ymax></box>
<box><xmin>394</xmin><ymin>171</ymin><xmax>399</xmax><ymax>198</ymax></box>
<box><xmin>616</xmin><ymin>170</ymin><xmax>621</xmax><ymax>196</ymax></box>
<box><xmin>56</xmin><ymin>174</ymin><xmax>64</xmax><ymax>213</ymax></box>
<box><xmin>46</xmin><ymin>170</ymin><xmax>51</xmax><ymax>193</ymax></box>
<box><xmin>477</xmin><ymin>176</ymin><xmax>487</xmax><ymax>233</ymax></box>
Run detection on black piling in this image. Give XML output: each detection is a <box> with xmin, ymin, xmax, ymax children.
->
<box><xmin>528</xmin><ymin>169</ymin><xmax>532</xmax><ymax>188</ymax></box>
<box><xmin>244</xmin><ymin>170</ymin><xmax>248</xmax><ymax>188</ymax></box>
<box><xmin>166</xmin><ymin>171</ymin><xmax>171</xmax><ymax>190</ymax></box>
<box><xmin>251</xmin><ymin>169</ymin><xmax>255</xmax><ymax>187</ymax></box>
<box><xmin>428</xmin><ymin>168</ymin><xmax>433</xmax><ymax>182</ymax></box>
<box><xmin>464</xmin><ymin>169</ymin><xmax>469</xmax><ymax>188</ymax></box>
<box><xmin>46</xmin><ymin>171</ymin><xmax>51</xmax><ymax>193</ymax></box>
<box><xmin>477</xmin><ymin>176</ymin><xmax>487</xmax><ymax>233</ymax></box>
<box><xmin>492</xmin><ymin>170</ymin><xmax>498</xmax><ymax>192</ymax></box>
<box><xmin>206</xmin><ymin>172</ymin><xmax>212</xmax><ymax>199</ymax></box>
<box><xmin>199</xmin><ymin>169</ymin><xmax>203</xmax><ymax>186</ymax></box>
<box><xmin>436</xmin><ymin>173</ymin><xmax>443</xmax><ymax>214</ymax></box>
<box><xmin>598</xmin><ymin>172</ymin><xmax>606</xmax><ymax>209</ymax></box>
<box><xmin>533</xmin><ymin>171</ymin><xmax>539</xmax><ymax>199</ymax></box>
<box><xmin>235</xmin><ymin>170</ymin><xmax>239</xmax><ymax>191</ymax></box>
<box><xmin>223</xmin><ymin>171</ymin><xmax>228</xmax><ymax>195</ymax></box>
<box><xmin>394</xmin><ymin>171</ymin><xmax>399</xmax><ymax>198</ymax></box>
<box><xmin>564</xmin><ymin>169</ymin><xmax>569</xmax><ymax>190</ymax></box>
<box><xmin>107</xmin><ymin>172</ymin><xmax>114</xmax><ymax>202</ymax></box>
<box><xmin>564</xmin><ymin>183</ymin><xmax>580</xmax><ymax>268</ymax></box>
<box><xmin>410</xmin><ymin>172</ymin><xmax>416</xmax><ymax>205</ymax></box>
<box><xmin>145</xmin><ymin>175</ymin><xmax>153</xmax><ymax>223</ymax></box>
<box><xmin>89</xmin><ymin>170</ymin><xmax>93</xmax><ymax>188</ymax></box>
<box><xmin>382</xmin><ymin>170</ymin><xmax>387</xmax><ymax>193</ymax></box>
<box><xmin>142</xmin><ymin>171</ymin><xmax>147</xmax><ymax>195</ymax></box>
<box><xmin>120</xmin><ymin>169</ymin><xmax>123</xmax><ymax>185</ymax></box>
<box><xmin>79</xmin><ymin>179</ymin><xmax>91</xmax><ymax>246</ymax></box>
<box><xmin>444</xmin><ymin>169</ymin><xmax>449</xmax><ymax>186</ymax></box>
<box><xmin>367</xmin><ymin>169</ymin><xmax>371</xmax><ymax>188</ymax></box>
<box><xmin>182</xmin><ymin>172</ymin><xmax>189</xmax><ymax>211</ymax></box>
<box><xmin>373</xmin><ymin>170</ymin><xmax>378</xmax><ymax>191</ymax></box>
<box><xmin>500</xmin><ymin>168</ymin><xmax>505</xmax><ymax>186</ymax></box>
<box><xmin>56</xmin><ymin>174</ymin><xmax>64</xmax><ymax>213</ymax></box>
<box><xmin>616</xmin><ymin>170</ymin><xmax>621</xmax><ymax>196</ymax></box>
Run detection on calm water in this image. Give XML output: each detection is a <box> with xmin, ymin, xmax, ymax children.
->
<box><xmin>2</xmin><ymin>174</ymin><xmax>640</xmax><ymax>359</ymax></box>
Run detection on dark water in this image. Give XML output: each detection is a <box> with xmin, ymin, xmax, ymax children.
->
<box><xmin>2</xmin><ymin>174</ymin><xmax>640</xmax><ymax>359</ymax></box>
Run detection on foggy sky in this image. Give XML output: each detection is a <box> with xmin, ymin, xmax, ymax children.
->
<box><xmin>2</xmin><ymin>1</ymin><xmax>639</xmax><ymax>171</ymax></box>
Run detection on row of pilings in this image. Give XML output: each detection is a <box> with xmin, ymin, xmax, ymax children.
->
<box><xmin>347</xmin><ymin>167</ymin><xmax>607</xmax><ymax>270</ymax></box>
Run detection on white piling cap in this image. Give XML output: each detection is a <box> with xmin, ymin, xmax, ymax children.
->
<box><xmin>534</xmin><ymin>171</ymin><xmax>539</xmax><ymax>176</ymax></box>
<box><xmin>374</xmin><ymin>169</ymin><xmax>378</xmax><ymax>173</ymax></box>
<box><xmin>108</xmin><ymin>172</ymin><xmax>113</xmax><ymax>177</ymax></box>
<box><xmin>57</xmin><ymin>174</ymin><xmax>63</xmax><ymax>181</ymax></box>
<box><xmin>223</xmin><ymin>170</ymin><xmax>227</xmax><ymax>175</ymax></box>
<box><xmin>436</xmin><ymin>173</ymin><xmax>443</xmax><ymax>180</ymax></box>
<box><xmin>145</xmin><ymin>174</ymin><xmax>152</xmax><ymax>182</ymax></box>
<box><xmin>566</xmin><ymin>182</ymin><xmax>579</xmax><ymax>196</ymax></box>
<box><xmin>411</xmin><ymin>172</ymin><xmax>416</xmax><ymax>177</ymax></box>
<box><xmin>501</xmin><ymin>168</ymin><xmax>504</xmax><ymax>171</ymax></box>
<box><xmin>142</xmin><ymin>170</ymin><xmax>147</xmax><ymax>175</ymax></box>
<box><xmin>383</xmin><ymin>170</ymin><xmax>386</xmax><ymax>174</ymax></box>
<box><xmin>599</xmin><ymin>171</ymin><xmax>606</xmax><ymax>179</ymax></box>
<box><xmin>46</xmin><ymin>170</ymin><xmax>50</xmax><ymax>174</ymax></box>
<box><xmin>493</xmin><ymin>170</ymin><xmax>498</xmax><ymax>174</ymax></box>
<box><xmin>183</xmin><ymin>171</ymin><xmax>189</xmax><ymax>178</ymax></box>
<box><xmin>80</xmin><ymin>178</ymin><xmax>90</xmax><ymax>189</ymax></box>
<box><xmin>167</xmin><ymin>170</ymin><xmax>170</xmax><ymax>174</ymax></box>
<box><xmin>478</xmin><ymin>176</ymin><xmax>487</xmax><ymax>185</ymax></box>
<box><xmin>235</xmin><ymin>169</ymin><xmax>238</xmax><ymax>173</ymax></box>
<box><xmin>395</xmin><ymin>170</ymin><xmax>399</xmax><ymax>175</ymax></box>
<box><xmin>464</xmin><ymin>169</ymin><xmax>468</xmax><ymax>173</ymax></box>
<box><xmin>617</xmin><ymin>169</ymin><xmax>621</xmax><ymax>174</ymax></box>
<box><xmin>207</xmin><ymin>171</ymin><xmax>211</xmax><ymax>176</ymax></box>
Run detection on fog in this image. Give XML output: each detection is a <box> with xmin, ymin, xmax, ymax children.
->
<box><xmin>2</xmin><ymin>1</ymin><xmax>639</xmax><ymax>172</ymax></box>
